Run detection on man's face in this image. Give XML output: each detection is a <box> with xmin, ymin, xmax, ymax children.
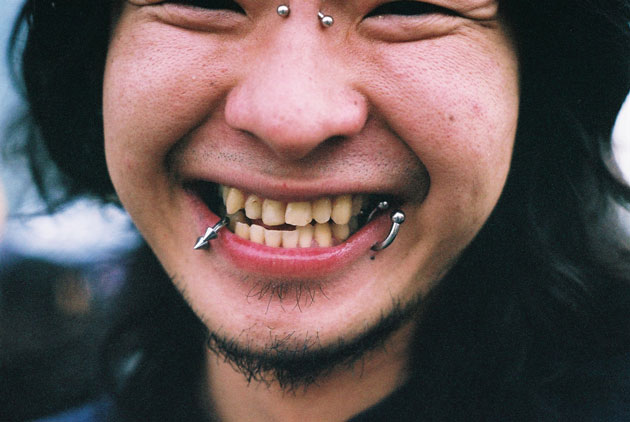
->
<box><xmin>104</xmin><ymin>0</ymin><xmax>518</xmax><ymax>378</ymax></box>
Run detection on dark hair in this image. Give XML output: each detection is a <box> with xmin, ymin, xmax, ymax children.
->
<box><xmin>7</xmin><ymin>0</ymin><xmax>630</xmax><ymax>420</ymax></box>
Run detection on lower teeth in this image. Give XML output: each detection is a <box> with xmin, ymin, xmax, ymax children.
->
<box><xmin>228</xmin><ymin>212</ymin><xmax>357</xmax><ymax>248</ymax></box>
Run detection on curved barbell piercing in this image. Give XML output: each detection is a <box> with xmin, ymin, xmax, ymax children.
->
<box><xmin>193</xmin><ymin>216</ymin><xmax>230</xmax><ymax>250</ymax></box>
<box><xmin>366</xmin><ymin>200</ymin><xmax>390</xmax><ymax>223</ymax></box>
<box><xmin>361</xmin><ymin>200</ymin><xmax>405</xmax><ymax>250</ymax></box>
<box><xmin>371</xmin><ymin>210</ymin><xmax>406</xmax><ymax>251</ymax></box>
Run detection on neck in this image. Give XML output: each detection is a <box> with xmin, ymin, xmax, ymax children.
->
<box><xmin>202</xmin><ymin>322</ymin><xmax>415</xmax><ymax>422</ymax></box>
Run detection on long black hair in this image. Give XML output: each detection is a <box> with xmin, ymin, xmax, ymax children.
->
<box><xmin>7</xmin><ymin>0</ymin><xmax>630</xmax><ymax>420</ymax></box>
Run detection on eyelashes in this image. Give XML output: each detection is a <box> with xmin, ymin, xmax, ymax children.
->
<box><xmin>365</xmin><ymin>1</ymin><xmax>457</xmax><ymax>18</ymax></box>
<box><xmin>168</xmin><ymin>0</ymin><xmax>245</xmax><ymax>13</ymax></box>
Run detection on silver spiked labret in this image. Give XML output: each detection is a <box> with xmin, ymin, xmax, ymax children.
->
<box><xmin>193</xmin><ymin>216</ymin><xmax>230</xmax><ymax>250</ymax></box>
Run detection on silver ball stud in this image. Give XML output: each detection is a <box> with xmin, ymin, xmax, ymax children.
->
<box><xmin>391</xmin><ymin>211</ymin><xmax>405</xmax><ymax>224</ymax></box>
<box><xmin>321</xmin><ymin>15</ymin><xmax>334</xmax><ymax>27</ymax></box>
<box><xmin>317</xmin><ymin>11</ymin><xmax>334</xmax><ymax>27</ymax></box>
<box><xmin>277</xmin><ymin>4</ymin><xmax>290</xmax><ymax>17</ymax></box>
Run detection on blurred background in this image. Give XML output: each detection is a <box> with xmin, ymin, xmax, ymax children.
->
<box><xmin>1</xmin><ymin>1</ymin><xmax>630</xmax><ymax>421</ymax></box>
<box><xmin>0</xmin><ymin>2</ymin><xmax>141</xmax><ymax>420</ymax></box>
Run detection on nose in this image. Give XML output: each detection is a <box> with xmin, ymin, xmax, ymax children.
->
<box><xmin>224</xmin><ymin>24</ymin><xmax>367</xmax><ymax>161</ymax></box>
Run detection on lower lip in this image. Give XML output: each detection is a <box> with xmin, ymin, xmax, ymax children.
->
<box><xmin>188</xmin><ymin>195</ymin><xmax>391</xmax><ymax>278</ymax></box>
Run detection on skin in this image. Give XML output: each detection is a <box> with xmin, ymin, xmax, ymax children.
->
<box><xmin>103</xmin><ymin>0</ymin><xmax>519</xmax><ymax>420</ymax></box>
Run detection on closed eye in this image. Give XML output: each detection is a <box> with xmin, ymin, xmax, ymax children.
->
<box><xmin>169</xmin><ymin>0</ymin><xmax>245</xmax><ymax>13</ymax></box>
<box><xmin>365</xmin><ymin>1</ymin><xmax>457</xmax><ymax>18</ymax></box>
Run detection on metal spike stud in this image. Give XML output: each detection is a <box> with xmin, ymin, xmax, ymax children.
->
<box><xmin>193</xmin><ymin>216</ymin><xmax>230</xmax><ymax>250</ymax></box>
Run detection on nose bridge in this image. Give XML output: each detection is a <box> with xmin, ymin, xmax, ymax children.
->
<box><xmin>225</xmin><ymin>25</ymin><xmax>367</xmax><ymax>160</ymax></box>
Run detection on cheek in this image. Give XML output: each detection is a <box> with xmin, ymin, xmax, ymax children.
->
<box><xmin>103</xmin><ymin>15</ymin><xmax>234</xmax><ymax>181</ymax></box>
<box><xmin>365</xmin><ymin>34</ymin><xmax>519</xmax><ymax>216</ymax></box>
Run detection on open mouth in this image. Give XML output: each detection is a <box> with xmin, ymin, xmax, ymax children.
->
<box><xmin>187</xmin><ymin>181</ymin><xmax>397</xmax><ymax>249</ymax></box>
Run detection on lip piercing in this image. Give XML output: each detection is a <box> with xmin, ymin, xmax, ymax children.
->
<box><xmin>371</xmin><ymin>210</ymin><xmax>405</xmax><ymax>251</ymax></box>
<box><xmin>366</xmin><ymin>200</ymin><xmax>390</xmax><ymax>223</ymax></box>
<box><xmin>317</xmin><ymin>11</ymin><xmax>334</xmax><ymax>27</ymax></box>
<box><xmin>277</xmin><ymin>4</ymin><xmax>290</xmax><ymax>17</ymax></box>
<box><xmin>366</xmin><ymin>201</ymin><xmax>405</xmax><ymax>251</ymax></box>
<box><xmin>194</xmin><ymin>202</ymin><xmax>404</xmax><ymax>251</ymax></box>
<box><xmin>193</xmin><ymin>216</ymin><xmax>230</xmax><ymax>250</ymax></box>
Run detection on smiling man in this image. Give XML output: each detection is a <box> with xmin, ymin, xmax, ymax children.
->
<box><xmin>11</xmin><ymin>0</ymin><xmax>630</xmax><ymax>421</ymax></box>
<box><xmin>103</xmin><ymin>0</ymin><xmax>517</xmax><ymax>418</ymax></box>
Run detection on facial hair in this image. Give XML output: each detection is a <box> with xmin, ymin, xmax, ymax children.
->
<box><xmin>194</xmin><ymin>279</ymin><xmax>424</xmax><ymax>391</ymax></box>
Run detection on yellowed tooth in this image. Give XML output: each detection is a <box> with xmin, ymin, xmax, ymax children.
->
<box><xmin>264</xmin><ymin>228</ymin><xmax>282</xmax><ymax>247</ymax></box>
<box><xmin>244</xmin><ymin>195</ymin><xmax>262</xmax><ymax>220</ymax></box>
<box><xmin>226</xmin><ymin>188</ymin><xmax>246</xmax><ymax>214</ymax></box>
<box><xmin>312</xmin><ymin>197</ymin><xmax>332</xmax><ymax>224</ymax></box>
<box><xmin>234</xmin><ymin>222</ymin><xmax>250</xmax><ymax>240</ymax></box>
<box><xmin>228</xmin><ymin>210</ymin><xmax>246</xmax><ymax>231</ymax></box>
<box><xmin>250</xmin><ymin>224</ymin><xmax>265</xmax><ymax>244</ymax></box>
<box><xmin>332</xmin><ymin>223</ymin><xmax>350</xmax><ymax>241</ymax></box>
<box><xmin>314</xmin><ymin>222</ymin><xmax>332</xmax><ymax>247</ymax></box>
<box><xmin>285</xmin><ymin>201</ymin><xmax>312</xmax><ymax>226</ymax></box>
<box><xmin>297</xmin><ymin>225</ymin><xmax>314</xmax><ymax>247</ymax></box>
<box><xmin>282</xmin><ymin>230</ymin><xmax>299</xmax><ymax>248</ymax></box>
<box><xmin>221</xmin><ymin>185</ymin><xmax>229</xmax><ymax>204</ymax></box>
<box><xmin>352</xmin><ymin>195</ymin><xmax>364</xmax><ymax>216</ymax></box>
<box><xmin>331</xmin><ymin>194</ymin><xmax>352</xmax><ymax>225</ymax></box>
<box><xmin>262</xmin><ymin>199</ymin><xmax>286</xmax><ymax>226</ymax></box>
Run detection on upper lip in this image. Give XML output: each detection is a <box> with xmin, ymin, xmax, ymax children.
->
<box><xmin>171</xmin><ymin>129</ymin><xmax>429</xmax><ymax>203</ymax></box>
<box><xmin>184</xmin><ymin>180</ymin><xmax>406</xmax><ymax>214</ymax></box>
<box><xmin>179</xmin><ymin>171</ymin><xmax>425</xmax><ymax>204</ymax></box>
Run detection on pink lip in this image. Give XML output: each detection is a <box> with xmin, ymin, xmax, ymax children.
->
<box><xmin>187</xmin><ymin>193</ymin><xmax>391</xmax><ymax>278</ymax></box>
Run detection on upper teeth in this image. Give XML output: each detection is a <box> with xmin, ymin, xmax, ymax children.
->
<box><xmin>220</xmin><ymin>185</ymin><xmax>365</xmax><ymax>248</ymax></box>
<box><xmin>222</xmin><ymin>185</ymin><xmax>364</xmax><ymax>227</ymax></box>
